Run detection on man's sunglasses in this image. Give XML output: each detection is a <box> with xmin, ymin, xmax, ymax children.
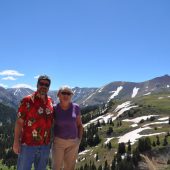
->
<box><xmin>61</xmin><ymin>91</ymin><xmax>72</xmax><ymax>96</ymax></box>
<box><xmin>38</xmin><ymin>82</ymin><xmax>50</xmax><ymax>88</ymax></box>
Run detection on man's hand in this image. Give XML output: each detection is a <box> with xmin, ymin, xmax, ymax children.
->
<box><xmin>13</xmin><ymin>141</ymin><xmax>21</xmax><ymax>154</ymax></box>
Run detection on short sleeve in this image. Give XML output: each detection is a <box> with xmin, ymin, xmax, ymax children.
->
<box><xmin>74</xmin><ymin>104</ymin><xmax>81</xmax><ymax>116</ymax></box>
<box><xmin>17</xmin><ymin>98</ymin><xmax>28</xmax><ymax>120</ymax></box>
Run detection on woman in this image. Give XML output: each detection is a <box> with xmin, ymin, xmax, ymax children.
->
<box><xmin>52</xmin><ymin>85</ymin><xmax>84</xmax><ymax>170</ymax></box>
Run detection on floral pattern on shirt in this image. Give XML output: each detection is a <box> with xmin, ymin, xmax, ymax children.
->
<box><xmin>17</xmin><ymin>92</ymin><xmax>54</xmax><ymax>145</ymax></box>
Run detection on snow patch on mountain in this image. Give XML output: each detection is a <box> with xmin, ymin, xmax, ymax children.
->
<box><xmin>14</xmin><ymin>88</ymin><xmax>21</xmax><ymax>96</ymax></box>
<box><xmin>158</xmin><ymin>117</ymin><xmax>169</xmax><ymax>121</ymax></box>
<box><xmin>84</xmin><ymin>113</ymin><xmax>114</xmax><ymax>127</ymax></box>
<box><xmin>108</xmin><ymin>86</ymin><xmax>123</xmax><ymax>102</ymax></box>
<box><xmin>117</xmin><ymin>105</ymin><xmax>138</xmax><ymax>118</ymax></box>
<box><xmin>143</xmin><ymin>92</ymin><xmax>151</xmax><ymax>96</ymax></box>
<box><xmin>98</xmin><ymin>86</ymin><xmax>105</xmax><ymax>93</ymax></box>
<box><xmin>142</xmin><ymin>121</ymin><xmax>169</xmax><ymax>127</ymax></box>
<box><xmin>104</xmin><ymin>137</ymin><xmax>115</xmax><ymax>144</ymax></box>
<box><xmin>118</xmin><ymin>127</ymin><xmax>166</xmax><ymax>144</ymax></box>
<box><xmin>114</xmin><ymin>101</ymin><xmax>131</xmax><ymax>112</ymax></box>
<box><xmin>123</xmin><ymin>115</ymin><xmax>159</xmax><ymax>124</ymax></box>
<box><xmin>131</xmin><ymin>124</ymin><xmax>138</xmax><ymax>127</ymax></box>
<box><xmin>84</xmin><ymin>101</ymin><xmax>139</xmax><ymax>127</ymax></box>
<box><xmin>131</xmin><ymin>87</ymin><xmax>140</xmax><ymax>98</ymax></box>
<box><xmin>79</xmin><ymin>149</ymin><xmax>91</xmax><ymax>155</ymax></box>
<box><xmin>83</xmin><ymin>90</ymin><xmax>98</xmax><ymax>102</ymax></box>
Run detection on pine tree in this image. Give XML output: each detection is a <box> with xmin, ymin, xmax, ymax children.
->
<box><xmin>97</xmin><ymin>120</ymin><xmax>101</xmax><ymax>127</ymax></box>
<box><xmin>127</xmin><ymin>140</ymin><xmax>131</xmax><ymax>153</ymax></box>
<box><xmin>118</xmin><ymin>142</ymin><xmax>126</xmax><ymax>155</ymax></box>
<box><xmin>91</xmin><ymin>162</ymin><xmax>97</xmax><ymax>170</ymax></box>
<box><xmin>107</xmin><ymin>142</ymin><xmax>112</xmax><ymax>150</ymax></box>
<box><xmin>104</xmin><ymin>160</ymin><xmax>110</xmax><ymax>170</ymax></box>
<box><xmin>80</xmin><ymin>166</ymin><xmax>83</xmax><ymax>170</ymax></box>
<box><xmin>145</xmin><ymin>137</ymin><xmax>151</xmax><ymax>151</ymax></box>
<box><xmin>98</xmin><ymin>165</ymin><xmax>102</xmax><ymax>170</ymax></box>
<box><xmin>116</xmin><ymin>153</ymin><xmax>122</xmax><ymax>163</ymax></box>
<box><xmin>152</xmin><ymin>141</ymin><xmax>156</xmax><ymax>147</ymax></box>
<box><xmin>119</xmin><ymin>120</ymin><xmax>122</xmax><ymax>126</ymax></box>
<box><xmin>111</xmin><ymin>157</ymin><xmax>116</xmax><ymax>170</ymax></box>
<box><xmin>156</xmin><ymin>136</ymin><xmax>160</xmax><ymax>146</ymax></box>
<box><xmin>132</xmin><ymin>148</ymin><xmax>141</xmax><ymax>166</ymax></box>
<box><xmin>163</xmin><ymin>136</ymin><xmax>168</xmax><ymax>146</ymax></box>
<box><xmin>106</xmin><ymin>127</ymin><xmax>113</xmax><ymax>136</ymax></box>
<box><xmin>96</xmin><ymin>153</ymin><xmax>99</xmax><ymax>161</ymax></box>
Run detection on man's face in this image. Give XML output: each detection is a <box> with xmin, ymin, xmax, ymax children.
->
<box><xmin>37</xmin><ymin>80</ymin><xmax>50</xmax><ymax>96</ymax></box>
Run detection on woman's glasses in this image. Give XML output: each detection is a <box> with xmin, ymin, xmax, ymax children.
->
<box><xmin>61</xmin><ymin>91</ymin><xmax>72</xmax><ymax>96</ymax></box>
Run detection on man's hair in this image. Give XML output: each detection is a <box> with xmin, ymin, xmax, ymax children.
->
<box><xmin>37</xmin><ymin>75</ymin><xmax>51</xmax><ymax>85</ymax></box>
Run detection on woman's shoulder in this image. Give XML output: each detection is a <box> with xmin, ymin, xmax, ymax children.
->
<box><xmin>72</xmin><ymin>103</ymin><xmax>80</xmax><ymax>108</ymax></box>
<box><xmin>53</xmin><ymin>103</ymin><xmax>59</xmax><ymax>109</ymax></box>
<box><xmin>72</xmin><ymin>103</ymin><xmax>81</xmax><ymax>115</ymax></box>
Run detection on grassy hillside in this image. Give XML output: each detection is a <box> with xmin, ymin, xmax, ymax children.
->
<box><xmin>1</xmin><ymin>92</ymin><xmax>170</xmax><ymax>169</ymax></box>
<box><xmin>76</xmin><ymin>92</ymin><xmax>170</xmax><ymax>170</ymax></box>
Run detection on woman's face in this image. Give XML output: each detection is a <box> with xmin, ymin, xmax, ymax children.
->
<box><xmin>58</xmin><ymin>91</ymin><xmax>73</xmax><ymax>105</ymax></box>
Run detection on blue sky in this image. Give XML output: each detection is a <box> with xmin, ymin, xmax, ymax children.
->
<box><xmin>0</xmin><ymin>0</ymin><xmax>170</xmax><ymax>90</ymax></box>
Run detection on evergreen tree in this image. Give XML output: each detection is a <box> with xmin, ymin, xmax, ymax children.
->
<box><xmin>163</xmin><ymin>136</ymin><xmax>168</xmax><ymax>146</ymax></box>
<box><xmin>127</xmin><ymin>140</ymin><xmax>131</xmax><ymax>153</ymax></box>
<box><xmin>132</xmin><ymin>148</ymin><xmax>141</xmax><ymax>166</ymax></box>
<box><xmin>98</xmin><ymin>165</ymin><xmax>102</xmax><ymax>170</ymax></box>
<box><xmin>91</xmin><ymin>162</ymin><xmax>97</xmax><ymax>170</ymax></box>
<box><xmin>106</xmin><ymin>127</ymin><xmax>113</xmax><ymax>136</ymax></box>
<box><xmin>111</xmin><ymin>157</ymin><xmax>116</xmax><ymax>170</ymax></box>
<box><xmin>119</xmin><ymin>120</ymin><xmax>122</xmax><ymax>126</ymax></box>
<box><xmin>116</xmin><ymin>153</ymin><xmax>122</xmax><ymax>163</ymax></box>
<box><xmin>107</xmin><ymin>142</ymin><xmax>112</xmax><ymax>150</ymax></box>
<box><xmin>104</xmin><ymin>160</ymin><xmax>110</xmax><ymax>170</ymax></box>
<box><xmin>80</xmin><ymin>166</ymin><xmax>83</xmax><ymax>170</ymax></box>
<box><xmin>118</xmin><ymin>142</ymin><xmax>126</xmax><ymax>155</ymax></box>
<box><xmin>116</xmin><ymin>121</ymin><xmax>120</xmax><ymax>127</ymax></box>
<box><xmin>152</xmin><ymin>141</ymin><xmax>156</xmax><ymax>147</ymax></box>
<box><xmin>145</xmin><ymin>137</ymin><xmax>152</xmax><ymax>151</ymax></box>
<box><xmin>96</xmin><ymin>153</ymin><xmax>99</xmax><ymax>161</ymax></box>
<box><xmin>156</xmin><ymin>136</ymin><xmax>160</xmax><ymax>146</ymax></box>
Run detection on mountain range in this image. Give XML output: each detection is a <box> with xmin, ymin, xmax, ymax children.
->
<box><xmin>0</xmin><ymin>74</ymin><xmax>170</xmax><ymax>108</ymax></box>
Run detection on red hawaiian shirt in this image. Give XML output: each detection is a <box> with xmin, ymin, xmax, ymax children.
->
<box><xmin>17</xmin><ymin>92</ymin><xmax>54</xmax><ymax>146</ymax></box>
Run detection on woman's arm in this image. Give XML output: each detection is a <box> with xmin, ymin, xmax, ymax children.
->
<box><xmin>76</xmin><ymin>115</ymin><xmax>84</xmax><ymax>140</ymax></box>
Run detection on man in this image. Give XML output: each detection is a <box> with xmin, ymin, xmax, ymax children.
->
<box><xmin>13</xmin><ymin>75</ymin><xmax>54</xmax><ymax>170</ymax></box>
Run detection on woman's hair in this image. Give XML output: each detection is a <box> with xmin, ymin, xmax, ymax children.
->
<box><xmin>57</xmin><ymin>85</ymin><xmax>74</xmax><ymax>96</ymax></box>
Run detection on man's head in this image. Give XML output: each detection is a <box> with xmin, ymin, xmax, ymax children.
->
<box><xmin>37</xmin><ymin>75</ymin><xmax>51</xmax><ymax>96</ymax></box>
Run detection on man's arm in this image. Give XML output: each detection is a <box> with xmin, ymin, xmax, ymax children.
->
<box><xmin>13</xmin><ymin>118</ymin><xmax>24</xmax><ymax>154</ymax></box>
<box><xmin>76</xmin><ymin>115</ymin><xmax>84</xmax><ymax>140</ymax></box>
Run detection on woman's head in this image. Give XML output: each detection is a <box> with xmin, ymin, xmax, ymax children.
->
<box><xmin>57</xmin><ymin>85</ymin><xmax>74</xmax><ymax>105</ymax></box>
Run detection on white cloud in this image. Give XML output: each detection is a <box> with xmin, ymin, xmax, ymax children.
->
<box><xmin>0</xmin><ymin>83</ymin><xmax>8</xmax><ymax>88</ymax></box>
<box><xmin>0</xmin><ymin>70</ymin><xmax>24</xmax><ymax>77</ymax></box>
<box><xmin>34</xmin><ymin>75</ymin><xmax>40</xmax><ymax>79</ymax></box>
<box><xmin>2</xmin><ymin>76</ymin><xmax>17</xmax><ymax>80</ymax></box>
<box><xmin>12</xmin><ymin>84</ymin><xmax>35</xmax><ymax>90</ymax></box>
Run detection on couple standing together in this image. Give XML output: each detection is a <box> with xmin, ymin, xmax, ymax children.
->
<box><xmin>13</xmin><ymin>75</ymin><xmax>84</xmax><ymax>170</ymax></box>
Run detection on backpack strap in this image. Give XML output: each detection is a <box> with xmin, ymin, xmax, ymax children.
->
<box><xmin>72</xmin><ymin>103</ymin><xmax>77</xmax><ymax>118</ymax></box>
